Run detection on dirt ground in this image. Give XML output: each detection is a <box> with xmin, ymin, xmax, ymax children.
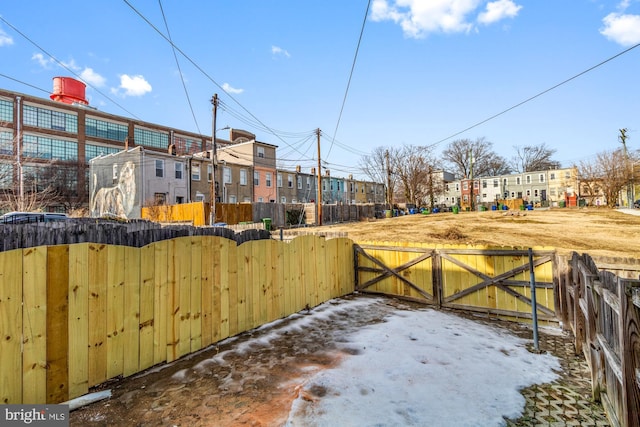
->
<box><xmin>314</xmin><ymin>207</ymin><xmax>640</xmax><ymax>258</ymax></box>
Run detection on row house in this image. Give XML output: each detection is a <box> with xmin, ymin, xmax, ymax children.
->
<box><xmin>276</xmin><ymin>166</ymin><xmax>317</xmax><ymax>203</ymax></box>
<box><xmin>436</xmin><ymin>167</ymin><xmax>580</xmax><ymax>209</ymax></box>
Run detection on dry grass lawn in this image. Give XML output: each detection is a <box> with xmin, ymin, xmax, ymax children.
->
<box><xmin>315</xmin><ymin>207</ymin><xmax>640</xmax><ymax>258</ymax></box>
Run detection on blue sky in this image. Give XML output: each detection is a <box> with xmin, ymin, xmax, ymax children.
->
<box><xmin>1</xmin><ymin>1</ymin><xmax>639</xmax><ymax>178</ymax></box>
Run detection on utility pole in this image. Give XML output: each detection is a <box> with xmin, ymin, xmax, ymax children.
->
<box><xmin>210</xmin><ymin>94</ymin><xmax>218</xmax><ymax>225</ymax></box>
<box><xmin>469</xmin><ymin>149</ymin><xmax>474</xmax><ymax>211</ymax></box>
<box><xmin>619</xmin><ymin>128</ymin><xmax>632</xmax><ymax>207</ymax></box>
<box><xmin>386</xmin><ymin>149</ymin><xmax>392</xmax><ymax>210</ymax></box>
<box><xmin>316</xmin><ymin>128</ymin><xmax>322</xmax><ymax>226</ymax></box>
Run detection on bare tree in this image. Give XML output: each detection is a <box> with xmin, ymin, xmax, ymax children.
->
<box><xmin>442</xmin><ymin>137</ymin><xmax>509</xmax><ymax>178</ymax></box>
<box><xmin>389</xmin><ymin>144</ymin><xmax>436</xmax><ymax>206</ymax></box>
<box><xmin>512</xmin><ymin>143</ymin><xmax>560</xmax><ymax>172</ymax></box>
<box><xmin>577</xmin><ymin>148</ymin><xmax>636</xmax><ymax>208</ymax></box>
<box><xmin>359</xmin><ymin>146</ymin><xmax>400</xmax><ymax>206</ymax></box>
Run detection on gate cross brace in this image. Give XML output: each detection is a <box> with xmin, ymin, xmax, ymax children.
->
<box><xmin>440</xmin><ymin>252</ymin><xmax>555</xmax><ymax>316</ymax></box>
<box><xmin>355</xmin><ymin>246</ymin><xmax>433</xmax><ymax>301</ymax></box>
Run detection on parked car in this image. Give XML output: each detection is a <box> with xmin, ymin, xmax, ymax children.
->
<box><xmin>0</xmin><ymin>211</ymin><xmax>68</xmax><ymax>224</ymax></box>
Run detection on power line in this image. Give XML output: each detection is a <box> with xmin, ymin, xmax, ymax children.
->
<box><xmin>0</xmin><ymin>16</ymin><xmax>143</xmax><ymax>121</ymax></box>
<box><xmin>0</xmin><ymin>73</ymin><xmax>50</xmax><ymax>95</ymax></box>
<box><xmin>432</xmin><ymin>41</ymin><xmax>640</xmax><ymax>147</ymax></box>
<box><xmin>326</xmin><ymin>0</ymin><xmax>372</xmax><ymax>159</ymax></box>
<box><xmin>158</xmin><ymin>0</ymin><xmax>202</xmax><ymax>136</ymax></box>
<box><xmin>122</xmin><ymin>0</ymin><xmax>312</xmax><ymax>158</ymax></box>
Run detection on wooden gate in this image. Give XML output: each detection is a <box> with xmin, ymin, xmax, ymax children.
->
<box><xmin>355</xmin><ymin>243</ymin><xmax>558</xmax><ymax>322</ymax></box>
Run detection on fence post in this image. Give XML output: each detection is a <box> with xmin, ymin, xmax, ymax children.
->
<box><xmin>432</xmin><ymin>250</ymin><xmax>442</xmax><ymax>308</ymax></box>
<box><xmin>528</xmin><ymin>248</ymin><xmax>540</xmax><ymax>352</ymax></box>
<box><xmin>618</xmin><ymin>278</ymin><xmax>640</xmax><ymax>427</ymax></box>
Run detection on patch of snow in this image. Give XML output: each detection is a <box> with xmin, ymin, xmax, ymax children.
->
<box><xmin>285</xmin><ymin>301</ymin><xmax>560</xmax><ymax>427</ymax></box>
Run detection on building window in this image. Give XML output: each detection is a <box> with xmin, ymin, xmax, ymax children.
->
<box><xmin>503</xmin><ymin>178</ymin><xmax>507</xmax><ymax>186</ymax></box>
<box><xmin>281</xmin><ymin>196</ymin><xmax>286</xmax><ymax>203</ymax></box>
<box><xmin>257</xmin><ymin>146</ymin><xmax>265</xmax><ymax>158</ymax></box>
<box><xmin>482</xmin><ymin>180</ymin><xmax>487</xmax><ymax>188</ymax></box>
<box><xmin>23</xmin><ymin>105</ymin><xmax>78</xmax><ymax>133</ymax></box>
<box><xmin>473</xmin><ymin>181</ymin><xmax>479</xmax><ymax>189</ymax></box>
<box><xmin>0</xmin><ymin>99</ymin><xmax>13</xmax><ymax>122</ymax></box>
<box><xmin>493</xmin><ymin>179</ymin><xmax>499</xmax><ymax>188</ymax></box>
<box><xmin>155</xmin><ymin>160</ymin><xmax>164</xmax><ymax>177</ymax></box>
<box><xmin>258</xmin><ymin>197</ymin><xmax>264</xmax><ymax>202</ymax></box>
<box><xmin>287</xmin><ymin>175</ymin><xmax>293</xmax><ymax>188</ymax></box>
<box><xmin>175</xmin><ymin>162</ymin><xmax>183</xmax><ymax>179</ymax></box>
<box><xmin>85</xmin><ymin>117</ymin><xmax>128</xmax><ymax>141</ymax></box>
<box><xmin>254</xmin><ymin>171</ymin><xmax>259</xmax><ymax>186</ymax></box>
<box><xmin>550</xmin><ymin>173</ymin><xmax>556</xmax><ymax>180</ymax></box>
<box><xmin>0</xmin><ymin>131</ymin><xmax>13</xmax><ymax>155</ymax></box>
<box><xmin>176</xmin><ymin>196</ymin><xmax>184</xmax><ymax>204</ymax></box>
<box><xmin>511</xmin><ymin>191</ymin><xmax>515</xmax><ymax>198</ymax></box>
<box><xmin>85</xmin><ymin>144</ymin><xmax>120</xmax><ymax>161</ymax></box>
<box><xmin>526</xmin><ymin>190</ymin><xmax>531</xmax><ymax>197</ymax></box>
<box><xmin>463</xmin><ymin>182</ymin><xmax>468</xmax><ymax>190</ymax></box>
<box><xmin>192</xmin><ymin>164</ymin><xmax>200</xmax><ymax>181</ymax></box>
<box><xmin>22</xmin><ymin>134</ymin><xmax>78</xmax><ymax>161</ymax></box>
<box><xmin>240</xmin><ymin>169</ymin><xmax>247</xmax><ymax>185</ymax></box>
<box><xmin>134</xmin><ymin>127</ymin><xmax>169</xmax><ymax>150</ymax></box>
<box><xmin>223</xmin><ymin>166</ymin><xmax>232</xmax><ymax>184</ymax></box>
<box><xmin>207</xmin><ymin>164</ymin><xmax>212</xmax><ymax>182</ymax></box>
<box><xmin>297</xmin><ymin>176</ymin><xmax>302</xmax><ymax>189</ymax></box>
<box><xmin>277</xmin><ymin>173</ymin><xmax>283</xmax><ymax>187</ymax></box>
<box><xmin>526</xmin><ymin>175</ymin><xmax>531</xmax><ymax>184</ymax></box>
<box><xmin>266</xmin><ymin>172</ymin><xmax>272</xmax><ymax>187</ymax></box>
<box><xmin>455</xmin><ymin>183</ymin><xmax>460</xmax><ymax>191</ymax></box>
<box><xmin>504</xmin><ymin>192</ymin><xmax>509</xmax><ymax>198</ymax></box>
<box><xmin>195</xmin><ymin>192</ymin><xmax>205</xmax><ymax>202</ymax></box>
<box><xmin>516</xmin><ymin>177</ymin><xmax>521</xmax><ymax>185</ymax></box>
<box><xmin>539</xmin><ymin>174</ymin><xmax>545</xmax><ymax>183</ymax></box>
<box><xmin>534</xmin><ymin>189</ymin><xmax>539</xmax><ymax>197</ymax></box>
<box><xmin>306</xmin><ymin>177</ymin><xmax>310</xmax><ymax>189</ymax></box>
<box><xmin>229</xmin><ymin>195</ymin><xmax>237</xmax><ymax>203</ymax></box>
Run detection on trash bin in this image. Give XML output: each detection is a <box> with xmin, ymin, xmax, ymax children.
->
<box><xmin>479</xmin><ymin>206</ymin><xmax>487</xmax><ymax>212</ymax></box>
<box><xmin>409</xmin><ymin>208</ymin><xmax>416</xmax><ymax>214</ymax></box>
<box><xmin>559</xmin><ymin>201</ymin><xmax>566</xmax><ymax>208</ymax></box>
<box><xmin>526</xmin><ymin>204</ymin><xmax>533</xmax><ymax>211</ymax></box>
<box><xmin>491</xmin><ymin>205</ymin><xmax>497</xmax><ymax>211</ymax></box>
<box><xmin>452</xmin><ymin>206</ymin><xmax>459</xmax><ymax>214</ymax></box>
<box><xmin>385</xmin><ymin>209</ymin><xmax>392</xmax><ymax>218</ymax></box>
<box><xmin>519</xmin><ymin>205</ymin><xmax>526</xmax><ymax>211</ymax></box>
<box><xmin>262</xmin><ymin>218</ymin><xmax>272</xmax><ymax>231</ymax></box>
<box><xmin>502</xmin><ymin>205</ymin><xmax>508</xmax><ymax>210</ymax></box>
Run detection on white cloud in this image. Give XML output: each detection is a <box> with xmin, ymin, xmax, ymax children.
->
<box><xmin>271</xmin><ymin>45</ymin><xmax>291</xmax><ymax>58</ymax></box>
<box><xmin>371</xmin><ymin>0</ymin><xmax>523</xmax><ymax>38</ymax></box>
<box><xmin>478</xmin><ymin>0</ymin><xmax>522</xmax><ymax>25</ymax></box>
<box><xmin>114</xmin><ymin>74</ymin><xmax>152</xmax><ymax>97</ymax></box>
<box><xmin>600</xmin><ymin>12</ymin><xmax>640</xmax><ymax>46</ymax></box>
<box><xmin>222</xmin><ymin>83</ymin><xmax>244</xmax><ymax>94</ymax></box>
<box><xmin>0</xmin><ymin>28</ymin><xmax>13</xmax><ymax>46</ymax></box>
<box><xmin>32</xmin><ymin>53</ymin><xmax>53</xmax><ymax>68</ymax></box>
<box><xmin>80</xmin><ymin>67</ymin><xmax>106</xmax><ymax>87</ymax></box>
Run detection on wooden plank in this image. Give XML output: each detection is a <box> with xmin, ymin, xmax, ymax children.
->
<box><xmin>266</xmin><ymin>240</ymin><xmax>278</xmax><ymax>322</ymax></box>
<box><xmin>123</xmin><ymin>246</ymin><xmax>141</xmax><ymax>377</ymax></box>
<box><xmin>153</xmin><ymin>241</ymin><xmax>168</xmax><ymax>366</ymax></box>
<box><xmin>200</xmin><ymin>237</ymin><xmax>213</xmax><ymax>347</ymax></box>
<box><xmin>0</xmin><ymin>250</ymin><xmax>23</xmax><ymax>404</ymax></box>
<box><xmin>224</xmin><ymin>238</ymin><xmax>237</xmax><ymax>338</ymax></box>
<box><xmin>618</xmin><ymin>279</ymin><xmax>640</xmax><ymax>427</ymax></box>
<box><xmin>106</xmin><ymin>245</ymin><xmax>125</xmax><ymax>380</ymax></box>
<box><xmin>46</xmin><ymin>245</ymin><xmax>69</xmax><ymax>403</ymax></box>
<box><xmin>88</xmin><ymin>244</ymin><xmax>108</xmax><ymax>387</ymax></box>
<box><xmin>138</xmin><ymin>244</ymin><xmax>155</xmax><ymax>371</ymax></box>
<box><xmin>190</xmin><ymin>237</ymin><xmax>203</xmax><ymax>352</ymax></box>
<box><xmin>220</xmin><ymin>238</ymin><xmax>231</xmax><ymax>340</ymax></box>
<box><xmin>252</xmin><ymin>240</ymin><xmax>265</xmax><ymax>328</ymax></box>
<box><xmin>237</xmin><ymin>242</ymin><xmax>250</xmax><ymax>333</ymax></box>
<box><xmin>316</xmin><ymin>238</ymin><xmax>328</xmax><ymax>304</ymax></box>
<box><xmin>178</xmin><ymin>238</ymin><xmax>192</xmax><ymax>358</ymax></box>
<box><xmin>22</xmin><ymin>246</ymin><xmax>48</xmax><ymax>403</ymax></box>
<box><xmin>67</xmin><ymin>244</ymin><xmax>89</xmax><ymax>400</ymax></box>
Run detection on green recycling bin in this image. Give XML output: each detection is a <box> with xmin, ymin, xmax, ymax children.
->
<box><xmin>262</xmin><ymin>218</ymin><xmax>272</xmax><ymax>231</ymax></box>
<box><xmin>452</xmin><ymin>206</ymin><xmax>459</xmax><ymax>214</ymax></box>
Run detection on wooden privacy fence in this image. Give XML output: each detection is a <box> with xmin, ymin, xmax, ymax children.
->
<box><xmin>354</xmin><ymin>242</ymin><xmax>557</xmax><ymax>322</ymax></box>
<box><xmin>0</xmin><ymin>235</ymin><xmax>354</xmax><ymax>405</ymax></box>
<box><xmin>560</xmin><ymin>253</ymin><xmax>640</xmax><ymax>427</ymax></box>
